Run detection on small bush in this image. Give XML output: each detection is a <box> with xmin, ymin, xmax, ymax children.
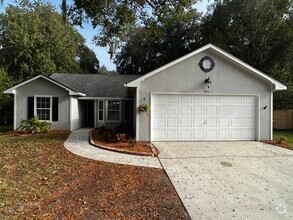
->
<box><xmin>277</xmin><ymin>137</ymin><xmax>286</xmax><ymax>144</ymax></box>
<box><xmin>99</xmin><ymin>125</ymin><xmax>106</xmax><ymax>134</ymax></box>
<box><xmin>116</xmin><ymin>133</ymin><xmax>127</xmax><ymax>141</ymax></box>
<box><xmin>16</xmin><ymin>116</ymin><xmax>51</xmax><ymax>134</ymax></box>
<box><xmin>128</xmin><ymin>137</ymin><xmax>136</xmax><ymax>145</ymax></box>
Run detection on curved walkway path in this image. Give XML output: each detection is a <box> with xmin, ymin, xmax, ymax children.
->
<box><xmin>64</xmin><ymin>128</ymin><xmax>162</xmax><ymax>169</ymax></box>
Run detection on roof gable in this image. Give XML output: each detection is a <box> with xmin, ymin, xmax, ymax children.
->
<box><xmin>125</xmin><ymin>44</ymin><xmax>286</xmax><ymax>91</ymax></box>
<box><xmin>4</xmin><ymin>75</ymin><xmax>85</xmax><ymax>96</ymax></box>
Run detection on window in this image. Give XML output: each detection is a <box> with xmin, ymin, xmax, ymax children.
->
<box><xmin>98</xmin><ymin>100</ymin><xmax>104</xmax><ymax>121</ymax></box>
<box><xmin>124</xmin><ymin>100</ymin><xmax>130</xmax><ymax>121</ymax></box>
<box><xmin>107</xmin><ymin>100</ymin><xmax>120</xmax><ymax>121</ymax></box>
<box><xmin>35</xmin><ymin>96</ymin><xmax>52</xmax><ymax>121</ymax></box>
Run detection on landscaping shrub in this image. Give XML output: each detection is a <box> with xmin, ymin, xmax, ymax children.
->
<box><xmin>16</xmin><ymin>116</ymin><xmax>51</xmax><ymax>134</ymax></box>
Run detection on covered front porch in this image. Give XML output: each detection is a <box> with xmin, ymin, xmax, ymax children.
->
<box><xmin>70</xmin><ymin>98</ymin><xmax>135</xmax><ymax>131</ymax></box>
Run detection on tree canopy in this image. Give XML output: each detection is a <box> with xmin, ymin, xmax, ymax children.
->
<box><xmin>115</xmin><ymin>8</ymin><xmax>201</xmax><ymax>75</ymax></box>
<box><xmin>0</xmin><ymin>1</ymin><xmax>100</xmax><ymax>80</ymax></box>
<box><xmin>66</xmin><ymin>0</ymin><xmax>197</xmax><ymax>57</ymax></box>
<box><xmin>200</xmin><ymin>0</ymin><xmax>292</xmax><ymax>108</ymax></box>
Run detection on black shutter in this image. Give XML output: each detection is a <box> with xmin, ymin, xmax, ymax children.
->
<box><xmin>52</xmin><ymin>97</ymin><xmax>58</xmax><ymax>121</ymax></box>
<box><xmin>27</xmin><ymin>97</ymin><xmax>34</xmax><ymax>119</ymax></box>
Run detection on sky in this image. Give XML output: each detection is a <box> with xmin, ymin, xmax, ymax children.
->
<box><xmin>1</xmin><ymin>0</ymin><xmax>211</xmax><ymax>71</ymax></box>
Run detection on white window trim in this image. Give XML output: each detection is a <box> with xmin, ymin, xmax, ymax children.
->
<box><xmin>98</xmin><ymin>100</ymin><xmax>104</xmax><ymax>122</ymax></box>
<box><xmin>106</xmin><ymin>100</ymin><xmax>121</xmax><ymax>122</ymax></box>
<box><xmin>34</xmin><ymin>95</ymin><xmax>53</xmax><ymax>122</ymax></box>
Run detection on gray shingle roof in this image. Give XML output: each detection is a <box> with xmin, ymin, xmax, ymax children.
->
<box><xmin>50</xmin><ymin>73</ymin><xmax>141</xmax><ymax>97</ymax></box>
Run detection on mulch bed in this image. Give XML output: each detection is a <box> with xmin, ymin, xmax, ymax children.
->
<box><xmin>262</xmin><ymin>140</ymin><xmax>291</xmax><ymax>149</ymax></box>
<box><xmin>92</xmin><ymin>128</ymin><xmax>155</xmax><ymax>155</ymax></box>
<box><xmin>0</xmin><ymin>131</ymin><xmax>189</xmax><ymax>219</ymax></box>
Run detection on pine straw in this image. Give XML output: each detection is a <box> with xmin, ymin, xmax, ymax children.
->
<box><xmin>0</xmin><ymin>131</ymin><xmax>189</xmax><ymax>219</ymax></box>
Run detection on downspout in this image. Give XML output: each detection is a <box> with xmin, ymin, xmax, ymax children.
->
<box><xmin>13</xmin><ymin>90</ymin><xmax>17</xmax><ymax>130</ymax></box>
<box><xmin>69</xmin><ymin>96</ymin><xmax>73</xmax><ymax>131</ymax></box>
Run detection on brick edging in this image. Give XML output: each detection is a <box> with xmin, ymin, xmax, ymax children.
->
<box><xmin>89</xmin><ymin>132</ymin><xmax>157</xmax><ymax>157</ymax></box>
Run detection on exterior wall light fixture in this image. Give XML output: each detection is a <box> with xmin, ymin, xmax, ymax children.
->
<box><xmin>205</xmin><ymin>77</ymin><xmax>211</xmax><ymax>88</ymax></box>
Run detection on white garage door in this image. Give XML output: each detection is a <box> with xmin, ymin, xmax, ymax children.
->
<box><xmin>151</xmin><ymin>94</ymin><xmax>256</xmax><ymax>141</ymax></box>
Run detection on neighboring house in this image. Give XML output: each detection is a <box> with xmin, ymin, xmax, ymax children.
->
<box><xmin>4</xmin><ymin>44</ymin><xmax>286</xmax><ymax>141</ymax></box>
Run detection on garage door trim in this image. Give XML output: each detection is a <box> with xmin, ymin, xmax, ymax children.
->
<box><xmin>150</xmin><ymin>92</ymin><xmax>260</xmax><ymax>141</ymax></box>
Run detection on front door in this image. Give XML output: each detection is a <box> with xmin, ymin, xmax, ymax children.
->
<box><xmin>85</xmin><ymin>100</ymin><xmax>94</xmax><ymax>127</ymax></box>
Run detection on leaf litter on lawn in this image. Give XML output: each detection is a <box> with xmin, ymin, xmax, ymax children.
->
<box><xmin>0</xmin><ymin>131</ymin><xmax>190</xmax><ymax>219</ymax></box>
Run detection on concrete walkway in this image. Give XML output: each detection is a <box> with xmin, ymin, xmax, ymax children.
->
<box><xmin>64</xmin><ymin>128</ymin><xmax>162</xmax><ymax>169</ymax></box>
<box><xmin>154</xmin><ymin>142</ymin><xmax>293</xmax><ymax>220</ymax></box>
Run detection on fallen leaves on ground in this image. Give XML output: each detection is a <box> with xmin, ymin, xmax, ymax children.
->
<box><xmin>0</xmin><ymin>131</ymin><xmax>189</xmax><ymax>219</ymax></box>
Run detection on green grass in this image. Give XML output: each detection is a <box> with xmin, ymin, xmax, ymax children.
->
<box><xmin>273</xmin><ymin>129</ymin><xmax>293</xmax><ymax>149</ymax></box>
<box><xmin>0</xmin><ymin>125</ymin><xmax>13</xmax><ymax>133</ymax></box>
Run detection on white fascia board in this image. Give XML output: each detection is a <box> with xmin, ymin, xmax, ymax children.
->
<box><xmin>125</xmin><ymin>43</ymin><xmax>287</xmax><ymax>91</ymax></box>
<box><xmin>69</xmin><ymin>92</ymin><xmax>86</xmax><ymax>96</ymax></box>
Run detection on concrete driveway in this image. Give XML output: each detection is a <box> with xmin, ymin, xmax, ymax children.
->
<box><xmin>154</xmin><ymin>142</ymin><xmax>293</xmax><ymax>220</ymax></box>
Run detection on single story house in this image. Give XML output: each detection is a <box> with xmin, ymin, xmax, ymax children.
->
<box><xmin>4</xmin><ymin>44</ymin><xmax>286</xmax><ymax>141</ymax></box>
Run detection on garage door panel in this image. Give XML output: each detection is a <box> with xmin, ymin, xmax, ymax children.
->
<box><xmin>153</xmin><ymin>107</ymin><xmax>165</xmax><ymax>115</ymax></box>
<box><xmin>154</xmin><ymin>118</ymin><xmax>165</xmax><ymax>127</ymax></box>
<box><xmin>167</xmin><ymin>107</ymin><xmax>179</xmax><ymax>115</ymax></box>
<box><xmin>180</xmin><ymin>119</ymin><xmax>191</xmax><ymax>127</ymax></box>
<box><xmin>243</xmin><ymin>118</ymin><xmax>255</xmax><ymax>128</ymax></box>
<box><xmin>180</xmin><ymin>106</ymin><xmax>192</xmax><ymax>115</ymax></box>
<box><xmin>206</xmin><ymin>96</ymin><xmax>217</xmax><ymax>103</ymax></box>
<box><xmin>152</xmin><ymin>94</ymin><xmax>256</xmax><ymax>141</ymax></box>
<box><xmin>242</xmin><ymin>107</ymin><xmax>255</xmax><ymax>116</ymax></box>
<box><xmin>193</xmin><ymin>119</ymin><xmax>204</xmax><ymax>127</ymax></box>
<box><xmin>153</xmin><ymin>130</ymin><xmax>165</xmax><ymax>140</ymax></box>
<box><xmin>231</xmin><ymin>119</ymin><xmax>242</xmax><ymax>127</ymax></box>
<box><xmin>219</xmin><ymin>106</ymin><xmax>230</xmax><ymax>115</ymax></box>
<box><xmin>167</xmin><ymin>131</ymin><xmax>178</xmax><ymax>140</ymax></box>
<box><xmin>231</xmin><ymin>107</ymin><xmax>242</xmax><ymax>115</ymax></box>
<box><xmin>218</xmin><ymin>131</ymin><xmax>229</xmax><ymax>139</ymax></box>
<box><xmin>193</xmin><ymin>96</ymin><xmax>205</xmax><ymax>103</ymax></box>
<box><xmin>206</xmin><ymin>130</ymin><xmax>217</xmax><ymax>139</ymax></box>
<box><xmin>181</xmin><ymin>95</ymin><xmax>192</xmax><ymax>103</ymax></box>
<box><xmin>167</xmin><ymin>95</ymin><xmax>179</xmax><ymax>103</ymax></box>
<box><xmin>243</xmin><ymin>130</ymin><xmax>255</xmax><ymax>140</ymax></box>
<box><xmin>167</xmin><ymin>118</ymin><xmax>178</xmax><ymax>127</ymax></box>
<box><xmin>243</xmin><ymin>96</ymin><xmax>255</xmax><ymax>104</ymax></box>
<box><xmin>180</xmin><ymin>131</ymin><xmax>191</xmax><ymax>140</ymax></box>
<box><xmin>206</xmin><ymin>119</ymin><xmax>217</xmax><ymax>127</ymax></box>
<box><xmin>193</xmin><ymin>131</ymin><xmax>204</xmax><ymax>139</ymax></box>
<box><xmin>193</xmin><ymin>107</ymin><xmax>205</xmax><ymax>115</ymax></box>
<box><xmin>218</xmin><ymin>118</ymin><xmax>229</xmax><ymax>127</ymax></box>
<box><xmin>206</xmin><ymin>107</ymin><xmax>217</xmax><ymax>115</ymax></box>
<box><xmin>219</xmin><ymin>96</ymin><xmax>230</xmax><ymax>103</ymax></box>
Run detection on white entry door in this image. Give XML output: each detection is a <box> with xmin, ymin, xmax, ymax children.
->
<box><xmin>151</xmin><ymin>94</ymin><xmax>257</xmax><ymax>141</ymax></box>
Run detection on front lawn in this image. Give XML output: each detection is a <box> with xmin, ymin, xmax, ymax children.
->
<box><xmin>0</xmin><ymin>125</ymin><xmax>13</xmax><ymax>133</ymax></box>
<box><xmin>273</xmin><ymin>129</ymin><xmax>293</xmax><ymax>150</ymax></box>
<box><xmin>0</xmin><ymin>131</ymin><xmax>189</xmax><ymax>219</ymax></box>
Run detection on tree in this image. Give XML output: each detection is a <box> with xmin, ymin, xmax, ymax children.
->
<box><xmin>0</xmin><ymin>1</ymin><xmax>99</xmax><ymax>80</ymax></box>
<box><xmin>200</xmin><ymin>0</ymin><xmax>293</xmax><ymax>108</ymax></box>
<box><xmin>0</xmin><ymin>69</ymin><xmax>13</xmax><ymax>125</ymax></box>
<box><xmin>77</xmin><ymin>45</ymin><xmax>99</xmax><ymax>73</ymax></box>
<box><xmin>66</xmin><ymin>0</ymin><xmax>197</xmax><ymax>56</ymax></box>
<box><xmin>115</xmin><ymin>9</ymin><xmax>200</xmax><ymax>75</ymax></box>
